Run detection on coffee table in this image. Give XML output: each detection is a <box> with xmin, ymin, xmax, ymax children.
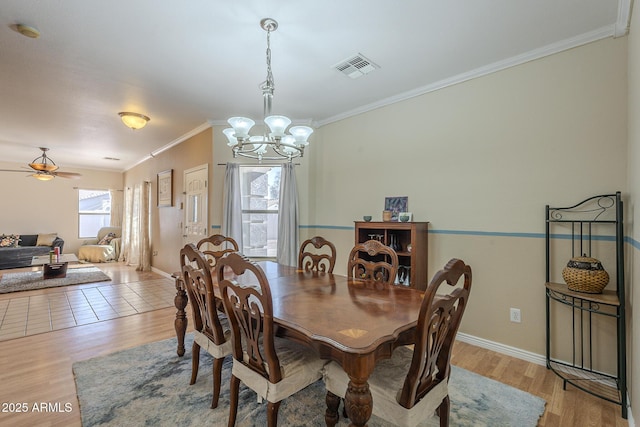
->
<box><xmin>31</xmin><ymin>254</ymin><xmax>79</xmax><ymax>266</ymax></box>
<box><xmin>31</xmin><ymin>254</ymin><xmax>79</xmax><ymax>279</ymax></box>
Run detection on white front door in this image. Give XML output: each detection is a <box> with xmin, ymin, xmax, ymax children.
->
<box><xmin>183</xmin><ymin>164</ymin><xmax>209</xmax><ymax>246</ymax></box>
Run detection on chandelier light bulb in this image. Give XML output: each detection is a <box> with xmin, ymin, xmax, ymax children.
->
<box><xmin>223</xmin><ymin>128</ymin><xmax>238</xmax><ymax>146</ymax></box>
<box><xmin>289</xmin><ymin>126</ymin><xmax>314</xmax><ymax>146</ymax></box>
<box><xmin>264</xmin><ymin>115</ymin><xmax>291</xmax><ymax>138</ymax></box>
<box><xmin>227</xmin><ymin>117</ymin><xmax>255</xmax><ymax>140</ymax></box>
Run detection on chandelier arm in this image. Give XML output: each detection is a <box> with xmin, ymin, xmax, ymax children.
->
<box><xmin>235</xmin><ymin>152</ymin><xmax>298</xmax><ymax>163</ymax></box>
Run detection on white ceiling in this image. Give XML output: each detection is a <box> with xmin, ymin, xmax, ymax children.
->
<box><xmin>0</xmin><ymin>1</ymin><xmax>630</xmax><ymax>172</ymax></box>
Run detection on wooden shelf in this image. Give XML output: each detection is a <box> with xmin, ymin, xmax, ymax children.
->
<box><xmin>354</xmin><ymin>221</ymin><xmax>428</xmax><ymax>290</ymax></box>
<box><xmin>545</xmin><ymin>282</ymin><xmax>620</xmax><ymax>306</ymax></box>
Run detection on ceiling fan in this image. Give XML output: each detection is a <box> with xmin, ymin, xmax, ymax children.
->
<box><xmin>0</xmin><ymin>147</ymin><xmax>82</xmax><ymax>180</ymax></box>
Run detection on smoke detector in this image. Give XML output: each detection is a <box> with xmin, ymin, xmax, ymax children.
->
<box><xmin>333</xmin><ymin>53</ymin><xmax>379</xmax><ymax>79</ymax></box>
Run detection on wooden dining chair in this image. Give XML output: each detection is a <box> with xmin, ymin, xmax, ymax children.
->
<box><xmin>180</xmin><ymin>243</ymin><xmax>233</xmax><ymax>409</ymax></box>
<box><xmin>347</xmin><ymin>239</ymin><xmax>399</xmax><ymax>285</ymax></box>
<box><xmin>217</xmin><ymin>252</ymin><xmax>328</xmax><ymax>427</ymax></box>
<box><xmin>324</xmin><ymin>258</ymin><xmax>472</xmax><ymax>427</ymax></box>
<box><xmin>298</xmin><ymin>236</ymin><xmax>337</xmax><ymax>273</ymax></box>
<box><xmin>196</xmin><ymin>234</ymin><xmax>239</xmax><ymax>269</ymax></box>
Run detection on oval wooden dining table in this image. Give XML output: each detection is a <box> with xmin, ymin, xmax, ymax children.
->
<box><xmin>174</xmin><ymin>261</ymin><xmax>425</xmax><ymax>427</ymax></box>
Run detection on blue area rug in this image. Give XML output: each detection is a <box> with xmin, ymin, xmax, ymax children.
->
<box><xmin>73</xmin><ymin>335</ymin><xmax>546</xmax><ymax>426</ymax></box>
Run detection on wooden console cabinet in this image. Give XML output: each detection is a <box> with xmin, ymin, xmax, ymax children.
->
<box><xmin>354</xmin><ymin>221</ymin><xmax>429</xmax><ymax>290</ymax></box>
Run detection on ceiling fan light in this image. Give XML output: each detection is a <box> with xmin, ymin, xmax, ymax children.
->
<box><xmin>118</xmin><ymin>112</ymin><xmax>150</xmax><ymax>130</ymax></box>
<box><xmin>29</xmin><ymin>162</ymin><xmax>58</xmax><ymax>172</ymax></box>
<box><xmin>32</xmin><ymin>173</ymin><xmax>54</xmax><ymax>181</ymax></box>
<box><xmin>29</xmin><ymin>147</ymin><xmax>59</xmax><ymax>171</ymax></box>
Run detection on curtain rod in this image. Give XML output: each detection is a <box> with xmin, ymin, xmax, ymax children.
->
<box><xmin>73</xmin><ymin>187</ymin><xmax>124</xmax><ymax>192</ymax></box>
<box><xmin>217</xmin><ymin>163</ymin><xmax>300</xmax><ymax>166</ymax></box>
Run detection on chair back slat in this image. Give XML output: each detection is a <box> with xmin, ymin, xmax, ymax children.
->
<box><xmin>347</xmin><ymin>239</ymin><xmax>399</xmax><ymax>285</ymax></box>
<box><xmin>196</xmin><ymin>234</ymin><xmax>239</xmax><ymax>269</ymax></box>
<box><xmin>298</xmin><ymin>236</ymin><xmax>337</xmax><ymax>273</ymax></box>
<box><xmin>398</xmin><ymin>258</ymin><xmax>472</xmax><ymax>409</ymax></box>
<box><xmin>180</xmin><ymin>243</ymin><xmax>227</xmax><ymax>345</ymax></box>
<box><xmin>217</xmin><ymin>252</ymin><xmax>283</xmax><ymax>383</ymax></box>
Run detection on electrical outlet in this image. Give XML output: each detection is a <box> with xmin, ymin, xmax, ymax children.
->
<box><xmin>510</xmin><ymin>308</ymin><xmax>521</xmax><ymax>323</ymax></box>
<box><xmin>152</xmin><ymin>250</ymin><xmax>158</xmax><ymax>256</ymax></box>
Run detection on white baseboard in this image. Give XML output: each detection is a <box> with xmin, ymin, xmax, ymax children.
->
<box><xmin>456</xmin><ymin>332</ymin><xmax>547</xmax><ymax>366</ymax></box>
<box><xmin>151</xmin><ymin>266</ymin><xmax>173</xmax><ymax>279</ymax></box>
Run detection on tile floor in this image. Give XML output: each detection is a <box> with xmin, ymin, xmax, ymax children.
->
<box><xmin>0</xmin><ymin>277</ymin><xmax>176</xmax><ymax>341</ymax></box>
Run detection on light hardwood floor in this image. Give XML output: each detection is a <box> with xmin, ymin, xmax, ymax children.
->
<box><xmin>0</xmin><ymin>263</ymin><xmax>629</xmax><ymax>426</ymax></box>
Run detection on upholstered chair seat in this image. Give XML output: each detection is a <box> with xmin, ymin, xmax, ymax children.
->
<box><xmin>324</xmin><ymin>346</ymin><xmax>448</xmax><ymax>426</ymax></box>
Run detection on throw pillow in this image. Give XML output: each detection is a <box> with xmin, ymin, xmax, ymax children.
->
<box><xmin>97</xmin><ymin>232</ymin><xmax>117</xmax><ymax>245</ymax></box>
<box><xmin>36</xmin><ymin>233</ymin><xmax>58</xmax><ymax>246</ymax></box>
<box><xmin>0</xmin><ymin>234</ymin><xmax>20</xmax><ymax>247</ymax></box>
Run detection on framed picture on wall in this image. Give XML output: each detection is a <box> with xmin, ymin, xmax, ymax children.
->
<box><xmin>157</xmin><ymin>169</ymin><xmax>173</xmax><ymax>207</ymax></box>
<box><xmin>384</xmin><ymin>196</ymin><xmax>408</xmax><ymax>221</ymax></box>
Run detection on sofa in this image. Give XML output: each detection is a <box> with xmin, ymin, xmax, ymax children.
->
<box><xmin>0</xmin><ymin>233</ymin><xmax>65</xmax><ymax>270</ymax></box>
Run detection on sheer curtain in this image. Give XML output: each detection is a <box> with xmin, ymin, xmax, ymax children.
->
<box><xmin>277</xmin><ymin>162</ymin><xmax>299</xmax><ymax>266</ymax></box>
<box><xmin>221</xmin><ymin>162</ymin><xmax>243</xmax><ymax>249</ymax></box>
<box><xmin>109</xmin><ymin>189</ymin><xmax>124</xmax><ymax>227</ymax></box>
<box><xmin>119</xmin><ymin>182</ymin><xmax>151</xmax><ymax>271</ymax></box>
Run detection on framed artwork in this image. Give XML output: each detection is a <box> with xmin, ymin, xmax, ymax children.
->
<box><xmin>157</xmin><ymin>169</ymin><xmax>173</xmax><ymax>207</ymax></box>
<box><xmin>384</xmin><ymin>196</ymin><xmax>408</xmax><ymax>221</ymax></box>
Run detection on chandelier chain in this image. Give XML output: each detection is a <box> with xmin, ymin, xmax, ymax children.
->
<box><xmin>262</xmin><ymin>28</ymin><xmax>274</xmax><ymax>96</ymax></box>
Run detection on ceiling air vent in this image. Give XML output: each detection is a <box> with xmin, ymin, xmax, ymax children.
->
<box><xmin>333</xmin><ymin>53</ymin><xmax>379</xmax><ymax>79</ymax></box>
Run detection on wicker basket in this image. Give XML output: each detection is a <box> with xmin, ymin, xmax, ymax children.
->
<box><xmin>562</xmin><ymin>256</ymin><xmax>609</xmax><ymax>294</ymax></box>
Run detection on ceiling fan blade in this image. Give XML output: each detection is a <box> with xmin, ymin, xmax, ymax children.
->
<box><xmin>53</xmin><ymin>171</ymin><xmax>82</xmax><ymax>179</ymax></box>
<box><xmin>0</xmin><ymin>169</ymin><xmax>29</xmax><ymax>173</ymax></box>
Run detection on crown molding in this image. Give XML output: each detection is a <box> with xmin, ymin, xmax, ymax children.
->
<box><xmin>125</xmin><ymin>121</ymin><xmax>212</xmax><ymax>171</ymax></box>
<box><xmin>317</xmin><ymin>25</ymin><xmax>617</xmax><ymax>128</ymax></box>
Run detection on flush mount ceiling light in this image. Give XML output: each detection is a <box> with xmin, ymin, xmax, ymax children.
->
<box><xmin>118</xmin><ymin>112</ymin><xmax>150</xmax><ymax>130</ymax></box>
<box><xmin>223</xmin><ymin>18</ymin><xmax>313</xmax><ymax>162</ymax></box>
<box><xmin>16</xmin><ymin>24</ymin><xmax>40</xmax><ymax>39</ymax></box>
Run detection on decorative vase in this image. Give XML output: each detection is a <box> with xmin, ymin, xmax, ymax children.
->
<box><xmin>562</xmin><ymin>255</ymin><xmax>609</xmax><ymax>294</ymax></box>
<box><xmin>383</xmin><ymin>210</ymin><xmax>392</xmax><ymax>221</ymax></box>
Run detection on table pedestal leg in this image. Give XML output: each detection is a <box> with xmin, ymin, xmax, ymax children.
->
<box><xmin>173</xmin><ymin>277</ymin><xmax>188</xmax><ymax>357</ymax></box>
<box><xmin>325</xmin><ymin>391</ymin><xmax>340</xmax><ymax>427</ymax></box>
<box><xmin>344</xmin><ymin>379</ymin><xmax>372</xmax><ymax>427</ymax></box>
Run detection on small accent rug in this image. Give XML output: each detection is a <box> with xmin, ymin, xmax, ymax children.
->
<box><xmin>73</xmin><ymin>335</ymin><xmax>546</xmax><ymax>426</ymax></box>
<box><xmin>0</xmin><ymin>267</ymin><xmax>110</xmax><ymax>294</ymax></box>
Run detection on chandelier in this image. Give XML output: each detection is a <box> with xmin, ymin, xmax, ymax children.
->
<box><xmin>223</xmin><ymin>18</ymin><xmax>313</xmax><ymax>162</ymax></box>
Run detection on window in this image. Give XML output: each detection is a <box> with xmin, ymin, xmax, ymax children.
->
<box><xmin>239</xmin><ymin>165</ymin><xmax>281</xmax><ymax>258</ymax></box>
<box><xmin>78</xmin><ymin>189</ymin><xmax>111</xmax><ymax>238</ymax></box>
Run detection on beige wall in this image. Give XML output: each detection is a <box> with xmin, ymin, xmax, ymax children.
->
<box><xmin>123</xmin><ymin>128</ymin><xmax>214</xmax><ymax>275</ymax></box>
<box><xmin>309</xmin><ymin>35</ymin><xmax>628</xmax><ymax>355</ymax></box>
<box><xmin>0</xmin><ymin>162</ymin><xmax>123</xmax><ymax>254</ymax></box>
<box><xmin>627</xmin><ymin>4</ymin><xmax>640</xmax><ymax>421</ymax></box>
